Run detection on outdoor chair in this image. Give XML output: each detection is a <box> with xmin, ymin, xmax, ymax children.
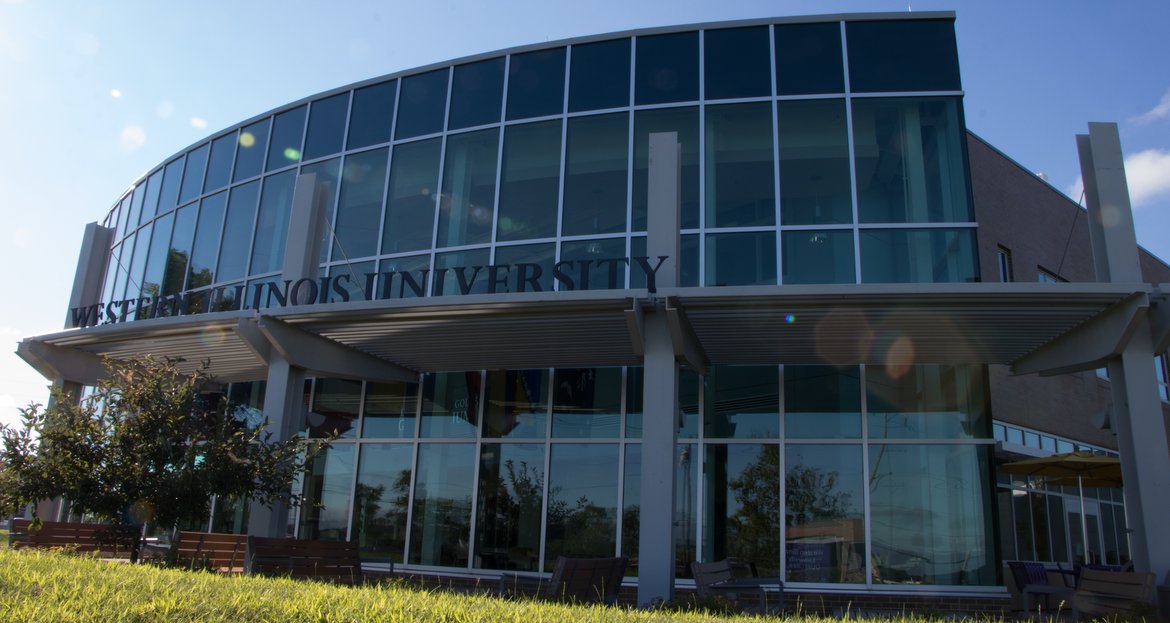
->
<box><xmin>1008</xmin><ymin>561</ymin><xmax>1074</xmax><ymax>612</ymax></box>
<box><xmin>691</xmin><ymin>559</ymin><xmax>783</xmax><ymax>613</ymax></box>
<box><xmin>498</xmin><ymin>556</ymin><xmax>627</xmax><ymax>605</ymax></box>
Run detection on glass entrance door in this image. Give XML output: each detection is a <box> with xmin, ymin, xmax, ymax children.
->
<box><xmin>1066</xmin><ymin>500</ymin><xmax>1104</xmax><ymax>565</ymax></box>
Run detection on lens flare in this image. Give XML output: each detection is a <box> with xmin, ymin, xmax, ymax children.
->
<box><xmin>239</xmin><ymin>132</ymin><xmax>256</xmax><ymax>148</ymax></box>
<box><xmin>283</xmin><ymin>147</ymin><xmax>302</xmax><ymax>161</ymax></box>
<box><xmin>785</xmin><ymin>313</ymin><xmax>796</xmax><ymax>324</ymax></box>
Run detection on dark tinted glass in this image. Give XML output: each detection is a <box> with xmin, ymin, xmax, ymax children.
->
<box><xmin>347</xmin><ymin>80</ymin><xmax>397</xmax><ymax>149</ymax></box>
<box><xmin>250</xmin><ymin>170</ymin><xmax>296</xmax><ymax>275</ymax></box>
<box><xmin>559</xmin><ymin>238</ymin><xmax>627</xmax><ymax>291</ymax></box>
<box><xmin>846</xmin><ymin>20</ymin><xmax>960</xmax><ymax>93</ymax></box>
<box><xmin>188</xmin><ymin>192</ymin><xmax>226</xmax><ymax>289</ymax></box>
<box><xmin>179</xmin><ymin>145</ymin><xmax>208</xmax><ymax>205</ymax></box>
<box><xmin>135</xmin><ymin>170</ymin><xmax>159</xmax><ymax>226</ymax></box>
<box><xmin>497</xmin><ymin>120</ymin><xmax>561</xmax><ymax>242</ymax></box>
<box><xmin>303</xmin><ymin>92</ymin><xmax>350</xmax><ymax>160</ymax></box>
<box><xmin>705</xmin><ymin>232</ymin><xmax>776</xmax><ymax>286</ymax></box>
<box><xmin>383</xmin><ymin>139</ymin><xmax>440</xmax><ymax>254</ymax></box>
<box><xmin>163</xmin><ymin>204</ymin><xmax>196</xmax><ymax>295</ymax></box>
<box><xmin>705</xmin><ymin>103</ymin><xmax>775</xmax><ymax>227</ymax></box>
<box><xmin>859</xmin><ymin>228</ymin><xmax>977</xmax><ymax>283</ymax></box>
<box><xmin>632</xmin><ymin>107</ymin><xmax>699</xmax><ymax>230</ymax></box>
<box><xmin>334</xmin><ymin>148</ymin><xmax>389</xmax><ymax>259</ymax></box>
<box><xmin>544</xmin><ymin>443</ymin><xmax>618</xmax><ymax>565</ymax></box>
<box><xmin>569</xmin><ymin>39</ymin><xmax>630</xmax><ymax>112</ymax></box>
<box><xmin>551</xmin><ymin>368</ymin><xmax>622</xmax><ymax>437</ymax></box>
<box><xmin>420</xmin><ymin>372</ymin><xmax>480</xmax><ymax>437</ymax></box>
<box><xmin>781</xmin><ymin>230</ymin><xmax>855</xmax><ymax>285</ymax></box>
<box><xmin>778</xmin><ymin>99</ymin><xmax>852</xmax><ymax>225</ymax></box>
<box><xmin>396</xmin><ymin>69</ymin><xmax>449</xmax><ymax>139</ymax></box>
<box><xmin>436</xmin><ymin>129</ymin><xmax>497</xmax><ymax>248</ymax></box>
<box><xmin>233</xmin><ymin>118</ymin><xmax>271</xmax><ymax>182</ymax></box>
<box><xmin>704</xmin><ymin>27</ymin><xmax>770</xmax><ymax>99</ymax></box>
<box><xmin>141</xmin><ymin>212</ymin><xmax>174</xmax><ymax>299</ymax></box>
<box><xmin>449</xmin><ymin>57</ymin><xmax>504</xmax><ymax>129</ymax></box>
<box><xmin>494</xmin><ymin>243</ymin><xmax>555</xmax><ymax>293</ymax></box>
<box><xmin>203</xmin><ymin>133</ymin><xmax>236</xmax><ymax>193</ymax></box>
<box><xmin>562</xmin><ymin>113</ymin><xmax>628</xmax><ymax>236</ymax></box>
<box><xmin>784</xmin><ymin>365</ymin><xmax>861</xmax><ymax>438</ymax></box>
<box><xmin>302</xmin><ymin>157</ymin><xmax>341</xmax><ymax>264</ymax></box>
<box><xmin>409</xmin><ymin>443</ymin><xmax>474</xmax><ymax>566</ymax></box>
<box><xmin>309</xmin><ymin>378</ymin><xmax>362</xmax><ymax>439</ymax></box>
<box><xmin>361</xmin><ymin>381</ymin><xmax>418</xmax><ymax>439</ymax></box>
<box><xmin>266</xmin><ymin>105</ymin><xmax>306</xmax><ymax>171</ymax></box>
<box><xmin>866</xmin><ymin>364</ymin><xmax>987</xmax><ymax>439</ymax></box>
<box><xmin>475</xmin><ymin>443</ymin><xmax>545</xmax><ymax>570</ymax></box>
<box><xmin>507</xmin><ymin>47</ymin><xmax>567</xmax><ymax>119</ymax></box>
<box><xmin>158</xmin><ymin>157</ymin><xmax>184</xmax><ymax>215</ymax></box>
<box><xmin>775</xmin><ymin>22</ymin><xmax>844</xmax><ymax>95</ymax></box>
<box><xmin>217</xmin><ymin>181</ymin><xmax>260</xmax><ymax>283</ymax></box>
<box><xmin>703</xmin><ymin>364</ymin><xmax>779</xmax><ymax>439</ymax></box>
<box><xmin>433</xmin><ymin>248</ymin><xmax>490</xmax><ymax>296</ymax></box>
<box><xmin>124</xmin><ymin>223</ymin><xmax>152</xmax><ymax>301</ymax></box>
<box><xmin>350</xmin><ymin>443</ymin><xmax>411</xmax><ymax>562</ymax></box>
<box><xmin>635</xmin><ymin>32</ymin><xmax>699</xmax><ymax>105</ymax></box>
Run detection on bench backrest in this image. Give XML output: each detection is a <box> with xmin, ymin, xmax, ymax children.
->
<box><xmin>9</xmin><ymin>518</ymin><xmax>140</xmax><ymax>558</ymax></box>
<box><xmin>176</xmin><ymin>531</ymin><xmax>246</xmax><ymax>572</ymax></box>
<box><xmin>246</xmin><ymin>536</ymin><xmax>364</xmax><ymax>583</ymax></box>
<box><xmin>691</xmin><ymin>559</ymin><xmax>736</xmax><ymax>596</ymax></box>
<box><xmin>547</xmin><ymin>556</ymin><xmax>627</xmax><ymax>604</ymax></box>
<box><xmin>1077</xmin><ymin>568</ymin><xmax>1154</xmax><ymax>601</ymax></box>
<box><xmin>1007</xmin><ymin>561</ymin><xmax>1052</xmax><ymax>590</ymax></box>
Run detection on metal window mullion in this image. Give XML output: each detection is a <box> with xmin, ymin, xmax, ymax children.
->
<box><xmin>466</xmin><ymin>370</ymin><xmax>486</xmax><ymax>570</ymax></box>
<box><xmin>552</xmin><ymin>49</ymin><xmax>571</xmax><ymax>291</ymax></box>
<box><xmin>343</xmin><ymin>439</ymin><xmax>362</xmax><ymax>542</ymax></box>
<box><xmin>241</xmin><ymin>167</ymin><xmax>266</xmax><ymax>286</ymax></box>
<box><xmin>401</xmin><ymin>376</ymin><xmax>424</xmax><ymax>564</ymax></box>
<box><xmin>840</xmin><ymin>21</ymin><xmax>863</xmax><ymax>285</ymax></box>
<box><xmin>696</xmin><ymin>32</ymin><xmax>708</xmax><ymax>287</ymax></box>
<box><xmin>539</xmin><ymin>368</ymin><xmax>554</xmax><ymax>573</ymax></box>
<box><xmin>488</xmin><ymin>55</ymin><xmax>510</xmax><ymax>266</ymax></box>
<box><xmin>770</xmin><ymin>24</ymin><xmax>783</xmax><ymax>284</ymax></box>
<box><xmin>615</xmin><ymin>366</ymin><xmax>628</xmax><ymax>557</ymax></box>
<box><xmin>424</xmin><ymin>68</ymin><xmax>455</xmax><ymax>297</ymax></box>
<box><xmin>860</xmin><ymin>363</ymin><xmax>874</xmax><ymax>587</ymax></box>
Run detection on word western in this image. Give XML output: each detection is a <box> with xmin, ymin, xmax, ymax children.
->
<box><xmin>70</xmin><ymin>256</ymin><xmax>669</xmax><ymax>328</ymax></box>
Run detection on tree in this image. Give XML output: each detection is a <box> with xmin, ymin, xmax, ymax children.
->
<box><xmin>0</xmin><ymin>356</ymin><xmax>316</xmax><ymax>535</ymax></box>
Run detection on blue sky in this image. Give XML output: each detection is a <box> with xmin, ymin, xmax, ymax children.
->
<box><xmin>1</xmin><ymin>0</ymin><xmax>1168</xmax><ymax>427</ymax></box>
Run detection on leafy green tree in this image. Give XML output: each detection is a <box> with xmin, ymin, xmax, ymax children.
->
<box><xmin>0</xmin><ymin>356</ymin><xmax>315</xmax><ymax>535</ymax></box>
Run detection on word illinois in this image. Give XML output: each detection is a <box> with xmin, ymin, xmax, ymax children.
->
<box><xmin>70</xmin><ymin>256</ymin><xmax>669</xmax><ymax>328</ymax></box>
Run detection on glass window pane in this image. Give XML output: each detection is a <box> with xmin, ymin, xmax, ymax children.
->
<box><xmin>304</xmin><ymin>93</ymin><xmax>350</xmax><ymax>161</ymax></box>
<box><xmin>333</xmin><ymin>148</ymin><xmax>388</xmax><ymax>260</ymax></box>
<box><xmin>508</xmin><ymin>47</ymin><xmax>567</xmax><ymax>120</ymax></box>
<box><xmin>785</xmin><ymin>444</ymin><xmax>865</xmax><ymax>583</ymax></box>
<box><xmin>622</xmin><ymin>444</ymin><xmax>698</xmax><ymax>579</ymax></box>
<box><xmin>778</xmin><ymin>99</ymin><xmax>852</xmax><ymax>225</ymax></box>
<box><xmin>179</xmin><ymin>144</ymin><xmax>209</xmax><ymax>205</ymax></box>
<box><xmin>494</xmin><ymin>243</ymin><xmax>555</xmax><ymax>293</ymax></box>
<box><xmin>432</xmin><ymin>248</ymin><xmax>490</xmax><ymax>296</ymax></box>
<box><xmin>562</xmin><ymin>113</ymin><xmax>628</xmax><ymax>236</ymax></box>
<box><xmin>301</xmin><ymin>157</ymin><xmax>341</xmax><ymax>264</ymax></box>
<box><xmin>204</xmin><ymin>132</ymin><xmax>236</xmax><ymax>193</ymax></box>
<box><xmin>569</xmin><ymin>39</ymin><xmax>630</xmax><ymax>112</ymax></box>
<box><xmin>383</xmin><ymin>140</ymin><xmax>439</xmax><ymax>254</ymax></box>
<box><xmin>328</xmin><ymin>260</ymin><xmax>373</xmax><ymax>303</ymax></box>
<box><xmin>681</xmin><ymin>233</ymin><xmax>699</xmax><ymax>287</ymax></box>
<box><xmin>126</xmin><ymin>187</ymin><xmax>146</xmax><ymax>233</ymax></box>
<box><xmin>298</xmin><ymin>444</ymin><xmax>355</xmax><ymax>541</ymax></box>
<box><xmin>859</xmin><ymin>228</ymin><xmax>977</xmax><ymax>283</ymax></box>
<box><xmin>157</xmin><ymin>157</ymin><xmax>185</xmax><ymax>216</ymax></box>
<box><xmin>775</xmin><ymin>23</ymin><xmax>844</xmax><ymax>95</ymax></box>
<box><xmin>112</xmin><ymin>235</ymin><xmax>133</xmax><ymax>303</ymax></box>
<box><xmin>633</xmin><ymin>107</ymin><xmax>699</xmax><ymax>231</ymax></box>
<box><xmin>216</xmin><ymin>180</ymin><xmax>260</xmax><ymax>283</ymax></box>
<box><xmin>552</xmin><ymin>368</ymin><xmax>621</xmax><ymax>438</ymax></box>
<box><xmin>266</xmin><ymin>105</ymin><xmax>306</xmax><ymax>171</ymax></box>
<box><xmin>484</xmin><ymin>370</ymin><xmax>549</xmax><ymax>438</ymax></box>
<box><xmin>250</xmin><ymin>170</ymin><xmax>297</xmax><ymax>276</ymax></box>
<box><xmin>141</xmin><ymin>212</ymin><xmax>174</xmax><ymax>299</ymax></box>
<box><xmin>449</xmin><ymin>58</ymin><xmax>504</xmax><ymax>129</ymax></box>
<box><xmin>497</xmin><ymin>120</ymin><xmax>561</xmax><ymax>242</ymax></box>
<box><xmin>475</xmin><ymin>443</ymin><xmax>545</xmax><ymax>570</ymax></box>
<box><xmin>624</xmin><ymin>366</ymin><xmax>697</xmax><ymax>438</ymax></box>
<box><xmin>559</xmin><ymin>238</ymin><xmax>627</xmax><ymax>291</ymax></box>
<box><xmin>409</xmin><ymin>443</ymin><xmax>475</xmax><ymax>566</ymax></box>
<box><xmin>704</xmin><ymin>27</ymin><xmax>770</xmax><ymax>99</ymax></box>
<box><xmin>124</xmin><ymin>223</ymin><xmax>151</xmax><ymax>302</ymax></box>
<box><xmin>703</xmin><ymin>364</ymin><xmax>779</xmax><ymax>439</ymax></box>
<box><xmin>351</xmin><ymin>444</ymin><xmax>412</xmax><ymax>562</ymax></box>
<box><xmin>233</xmin><ymin>118</ymin><xmax>271</xmax><ymax>182</ymax></box>
<box><xmin>852</xmin><ymin>98</ymin><xmax>970</xmax><ymax>223</ymax></box>
<box><xmin>868</xmin><ymin>444</ymin><xmax>995</xmax><ymax>585</ymax></box>
<box><xmin>361</xmin><ymin>381</ymin><xmax>418</xmax><ymax>439</ymax></box>
<box><xmin>866</xmin><ymin>365</ymin><xmax>988</xmax><ymax>439</ymax></box>
<box><xmin>420</xmin><ymin>372</ymin><xmax>480</xmax><ymax>438</ymax></box>
<box><xmin>846</xmin><ymin>20</ymin><xmax>960</xmax><ymax>93</ymax></box>
<box><xmin>116</xmin><ymin>194</ymin><xmax>133</xmax><ymax>237</ymax></box>
<box><xmin>635</xmin><ymin>32</ymin><xmax>698</xmax><ymax>105</ymax></box>
<box><xmin>348</xmin><ymin>80</ymin><xmax>397</xmax><ymax>150</ymax></box>
<box><xmin>437</xmin><ymin>129</ymin><xmax>498</xmax><ymax>248</ymax></box>
<box><xmin>784</xmin><ymin>365</ymin><xmax>860</xmax><ymax>438</ymax></box>
<box><xmin>706</xmin><ymin>103</ymin><xmax>775</xmax><ymax>228</ymax></box>
<box><xmin>545</xmin><ymin>443</ymin><xmax>618</xmax><ymax>565</ymax></box>
<box><xmin>396</xmin><ymin>69</ymin><xmax>449</xmax><ymax>140</ymax></box>
<box><xmin>705</xmin><ymin>232</ymin><xmax>776</xmax><ymax>287</ymax></box>
<box><xmin>309</xmin><ymin>378</ymin><xmax>362</xmax><ymax>439</ymax></box>
<box><xmin>163</xmin><ymin>204</ymin><xmax>196</xmax><ymax>296</ymax></box>
<box><xmin>703</xmin><ymin>444</ymin><xmax>779</xmax><ymax>576</ymax></box>
<box><xmin>188</xmin><ymin>192</ymin><xmax>226</xmax><ymax>289</ymax></box>
<box><xmin>781</xmin><ymin>230</ymin><xmax>855</xmax><ymax>285</ymax></box>
<box><xmin>377</xmin><ymin>254</ymin><xmax>431</xmax><ymax>300</ymax></box>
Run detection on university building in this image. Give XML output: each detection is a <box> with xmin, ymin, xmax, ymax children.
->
<box><xmin>19</xmin><ymin>12</ymin><xmax>1170</xmax><ymax>608</ymax></box>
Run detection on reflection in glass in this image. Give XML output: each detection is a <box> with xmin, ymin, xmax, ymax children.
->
<box><xmin>158</xmin><ymin>157</ymin><xmax>184</xmax><ymax>215</ymax></box>
<box><xmin>298</xmin><ymin>444</ymin><xmax>355</xmax><ymax>541</ymax></box>
<box><xmin>846</xmin><ymin>20</ymin><xmax>960</xmax><ymax>93</ymax></box>
<box><xmin>562</xmin><ymin>113</ymin><xmax>628</xmax><ymax>236</ymax></box>
<box><xmin>409</xmin><ymin>443</ymin><xmax>474</xmax><ymax>566</ymax></box>
<box><xmin>300</xmin><ymin>158</ymin><xmax>341</xmax><ymax>264</ymax></box>
<box><xmin>449</xmin><ymin>58</ymin><xmax>504</xmax><ymax>130</ymax></box>
<box><xmin>704</xmin><ymin>444</ymin><xmax>779</xmax><ymax>576</ymax></box>
<box><xmin>559</xmin><ymin>238</ymin><xmax>627</xmax><ymax>291</ymax></box>
<box><xmin>309</xmin><ymin>378</ymin><xmax>362</xmax><ymax>439</ymax></box>
<box><xmin>233</xmin><ymin>118</ymin><xmax>271</xmax><ymax>182</ymax></box>
<box><xmin>868</xmin><ymin>444</ymin><xmax>994</xmax><ymax>585</ymax></box>
<box><xmin>475</xmin><ymin>443</ymin><xmax>545</xmax><ymax>570</ymax></box>
<box><xmin>705</xmin><ymin>232</ymin><xmax>776</xmax><ymax>287</ymax></box>
<box><xmin>545</xmin><ymin>443</ymin><xmax>618</xmax><ymax>566</ymax></box>
<box><xmin>437</xmin><ymin>129</ymin><xmax>497</xmax><ymax>248</ymax></box>
<box><xmin>781</xmin><ymin>230</ymin><xmax>855</xmax><ymax>285</ymax></box>
<box><xmin>704</xmin><ymin>27</ymin><xmax>770</xmax><ymax>100</ymax></box>
<box><xmin>304</xmin><ymin>92</ymin><xmax>350</xmax><ymax>161</ymax></box>
<box><xmin>681</xmin><ymin>234</ymin><xmax>699</xmax><ymax>287</ymax></box>
<box><xmin>775</xmin><ymin>23</ymin><xmax>844</xmax><ymax>96</ymax></box>
<box><xmin>552</xmin><ymin>368</ymin><xmax>621</xmax><ymax>438</ymax></box>
<box><xmin>352</xmin><ymin>444</ymin><xmax>412</xmax><ymax>562</ymax></box>
<box><xmin>348</xmin><ymin>81</ymin><xmax>397</xmax><ymax>150</ymax></box>
<box><xmin>507</xmin><ymin>47</ymin><xmax>566</xmax><ymax>120</ymax></box>
<box><xmin>396</xmin><ymin>69</ymin><xmax>449</xmax><ymax>140</ymax></box>
<box><xmin>204</xmin><ymin>133</ymin><xmax>236</xmax><ymax>193</ymax></box>
<box><xmin>216</xmin><ymin>181</ymin><xmax>260</xmax><ymax>284</ymax></box>
<box><xmin>112</xmin><ymin>233</ymin><xmax>134</xmax><ymax>303</ymax></box>
<box><xmin>705</xmin><ymin>103</ymin><xmax>775</xmax><ymax>228</ymax></box>
<box><xmin>497</xmin><ymin>120</ymin><xmax>561</xmax><ymax>242</ymax></box>
<box><xmin>179</xmin><ymin>144</ymin><xmax>209</xmax><ymax>205</ymax></box>
<box><xmin>633</xmin><ymin>107</ymin><xmax>700</xmax><ymax>230</ymax></box>
<box><xmin>328</xmin><ymin>260</ymin><xmax>373</xmax><ymax>303</ymax></box>
<box><xmin>635</xmin><ymin>32</ymin><xmax>699</xmax><ymax>105</ymax></box>
<box><xmin>704</xmin><ymin>365</ymin><xmax>778</xmax><ymax>439</ymax></box>
<box><xmin>569</xmin><ymin>39</ymin><xmax>630</xmax><ymax>113</ymax></box>
<box><xmin>266</xmin><ymin>106</ymin><xmax>306</xmax><ymax>171</ymax></box>
<box><xmin>778</xmin><ymin>99</ymin><xmax>852</xmax><ymax>225</ymax></box>
<box><xmin>624</xmin><ymin>367</ymin><xmax>699</xmax><ymax>438</ymax></box>
<box><xmin>866</xmin><ymin>365</ymin><xmax>988</xmax><ymax>439</ymax></box>
<box><xmin>785</xmin><ymin>444</ymin><xmax>865</xmax><ymax>583</ymax></box>
<box><xmin>493</xmin><ymin>243</ymin><xmax>554</xmax><ymax>292</ymax></box>
<box><xmin>124</xmin><ymin>223</ymin><xmax>152</xmax><ymax>302</ymax></box>
<box><xmin>484</xmin><ymin>370</ymin><xmax>548</xmax><ymax>438</ymax></box>
<box><xmin>622</xmin><ymin>444</ymin><xmax>698</xmax><ymax>578</ymax></box>
<box><xmin>859</xmin><ymin>228</ymin><xmax>977</xmax><ymax>283</ymax></box>
<box><xmin>383</xmin><ymin>139</ymin><xmax>440</xmax><ymax>254</ymax></box>
<box><xmin>250</xmin><ymin>170</ymin><xmax>296</xmax><ymax>275</ymax></box>
<box><xmin>783</xmin><ymin>365</ymin><xmax>860</xmax><ymax>438</ymax></box>
<box><xmin>376</xmin><ymin>254</ymin><xmax>430</xmax><ymax>299</ymax></box>
<box><xmin>334</xmin><ymin>148</ymin><xmax>388</xmax><ymax>260</ymax></box>
<box><xmin>420</xmin><ymin>372</ymin><xmax>480</xmax><ymax>438</ymax></box>
<box><xmin>433</xmin><ymin>248</ymin><xmax>490</xmax><ymax>296</ymax></box>
<box><xmin>361</xmin><ymin>380</ymin><xmax>418</xmax><ymax>439</ymax></box>
<box><xmin>188</xmin><ymin>192</ymin><xmax>226</xmax><ymax>289</ymax></box>
<box><xmin>210</xmin><ymin>496</ymin><xmax>248</xmax><ymax>534</ymax></box>
<box><xmin>227</xmin><ymin>380</ymin><xmax>265</xmax><ymax>430</ymax></box>
<box><xmin>140</xmin><ymin>212</ymin><xmax>174</xmax><ymax>299</ymax></box>
<box><xmin>852</xmin><ymin>98</ymin><xmax>970</xmax><ymax>224</ymax></box>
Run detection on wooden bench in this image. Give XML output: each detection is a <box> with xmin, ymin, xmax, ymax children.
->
<box><xmin>1071</xmin><ymin>567</ymin><xmax>1154</xmax><ymax>620</ymax></box>
<box><xmin>692</xmin><ymin>559</ymin><xmax>783</xmax><ymax>613</ymax></box>
<box><xmin>245</xmin><ymin>536</ymin><xmax>390</xmax><ymax>584</ymax></box>
<box><xmin>498</xmin><ymin>556</ymin><xmax>628</xmax><ymax>605</ymax></box>
<box><xmin>9</xmin><ymin>518</ymin><xmax>142</xmax><ymax>561</ymax></box>
<box><xmin>175</xmin><ymin>531</ymin><xmax>247</xmax><ymax>574</ymax></box>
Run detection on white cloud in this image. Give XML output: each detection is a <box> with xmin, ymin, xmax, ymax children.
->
<box><xmin>1133</xmin><ymin>88</ymin><xmax>1170</xmax><ymax>124</ymax></box>
<box><xmin>190</xmin><ymin>117</ymin><xmax>208</xmax><ymax>129</ymax></box>
<box><xmin>109</xmin><ymin>88</ymin><xmax>122</xmax><ymax>99</ymax></box>
<box><xmin>1065</xmin><ymin>148</ymin><xmax>1170</xmax><ymax>209</ymax></box>
<box><xmin>120</xmin><ymin>124</ymin><xmax>146</xmax><ymax>151</ymax></box>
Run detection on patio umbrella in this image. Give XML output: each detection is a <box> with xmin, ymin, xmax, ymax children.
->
<box><xmin>999</xmin><ymin>452</ymin><xmax>1123</xmax><ymax>564</ymax></box>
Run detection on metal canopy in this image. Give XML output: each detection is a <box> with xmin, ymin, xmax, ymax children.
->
<box><xmin>18</xmin><ymin>283</ymin><xmax>1150</xmax><ymax>385</ymax></box>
